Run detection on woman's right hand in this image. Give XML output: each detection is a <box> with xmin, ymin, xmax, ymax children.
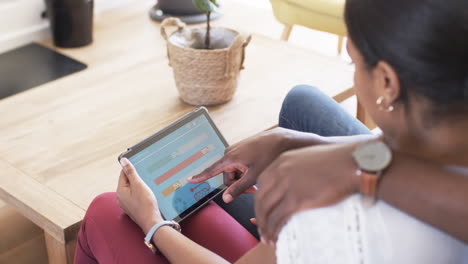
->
<box><xmin>188</xmin><ymin>127</ymin><xmax>294</xmax><ymax>203</ymax></box>
<box><xmin>117</xmin><ymin>158</ymin><xmax>164</xmax><ymax>234</ymax></box>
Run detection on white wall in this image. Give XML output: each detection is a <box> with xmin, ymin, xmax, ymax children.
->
<box><xmin>0</xmin><ymin>0</ymin><xmax>132</xmax><ymax>53</ymax></box>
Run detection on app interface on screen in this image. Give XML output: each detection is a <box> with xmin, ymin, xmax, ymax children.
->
<box><xmin>129</xmin><ymin>115</ymin><xmax>225</xmax><ymax>220</ymax></box>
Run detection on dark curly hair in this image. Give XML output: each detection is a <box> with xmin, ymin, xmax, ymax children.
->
<box><xmin>345</xmin><ymin>0</ymin><xmax>468</xmax><ymax>120</ymax></box>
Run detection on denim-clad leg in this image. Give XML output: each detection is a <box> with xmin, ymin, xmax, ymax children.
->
<box><xmin>279</xmin><ymin>85</ymin><xmax>371</xmax><ymax>136</ymax></box>
<box><xmin>216</xmin><ymin>85</ymin><xmax>371</xmax><ymax>241</ymax></box>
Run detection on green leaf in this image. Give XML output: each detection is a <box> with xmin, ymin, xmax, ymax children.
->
<box><xmin>193</xmin><ymin>0</ymin><xmax>217</xmax><ymax>13</ymax></box>
<box><xmin>210</xmin><ymin>0</ymin><xmax>220</xmax><ymax>7</ymax></box>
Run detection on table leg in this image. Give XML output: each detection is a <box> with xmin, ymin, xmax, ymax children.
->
<box><xmin>44</xmin><ymin>232</ymin><xmax>76</xmax><ymax>264</ymax></box>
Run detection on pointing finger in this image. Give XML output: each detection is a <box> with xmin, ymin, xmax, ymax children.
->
<box><xmin>189</xmin><ymin>161</ymin><xmax>248</xmax><ymax>184</ymax></box>
<box><xmin>188</xmin><ymin>157</ymin><xmax>227</xmax><ymax>183</ymax></box>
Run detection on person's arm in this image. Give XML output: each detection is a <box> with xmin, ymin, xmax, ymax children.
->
<box><xmin>279</xmin><ymin>130</ymin><xmax>468</xmax><ymax>242</ymax></box>
<box><xmin>189</xmin><ymin>127</ymin><xmax>378</xmax><ymax>201</ymax></box>
<box><xmin>287</xmin><ymin>126</ymin><xmax>385</xmax><ymax>146</ymax></box>
<box><xmin>254</xmin><ymin>142</ymin><xmax>468</xmax><ymax>244</ymax></box>
<box><xmin>117</xmin><ymin>158</ymin><xmax>276</xmax><ymax>264</ymax></box>
<box><xmin>152</xmin><ymin>226</ymin><xmax>229</xmax><ymax>264</ymax></box>
<box><xmin>153</xmin><ymin>228</ymin><xmax>276</xmax><ymax>264</ymax></box>
<box><xmin>379</xmin><ymin>152</ymin><xmax>468</xmax><ymax>243</ymax></box>
<box><xmin>191</xmin><ymin>127</ymin><xmax>468</xmax><ymax>243</ymax></box>
<box><xmin>236</xmin><ymin>243</ymin><xmax>276</xmax><ymax>264</ymax></box>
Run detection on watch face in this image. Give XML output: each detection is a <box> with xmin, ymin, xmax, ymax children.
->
<box><xmin>352</xmin><ymin>141</ymin><xmax>392</xmax><ymax>172</ymax></box>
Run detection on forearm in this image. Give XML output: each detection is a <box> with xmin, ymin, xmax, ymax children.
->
<box><xmin>378</xmin><ymin>152</ymin><xmax>468</xmax><ymax>243</ymax></box>
<box><xmin>280</xmin><ymin>128</ymin><xmax>468</xmax><ymax>242</ymax></box>
<box><xmin>153</xmin><ymin>226</ymin><xmax>229</xmax><ymax>264</ymax></box>
<box><xmin>278</xmin><ymin>127</ymin><xmax>379</xmax><ymax>150</ymax></box>
<box><xmin>235</xmin><ymin>243</ymin><xmax>276</xmax><ymax>264</ymax></box>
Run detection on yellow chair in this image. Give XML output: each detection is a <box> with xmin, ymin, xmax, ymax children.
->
<box><xmin>270</xmin><ymin>0</ymin><xmax>375</xmax><ymax>128</ymax></box>
<box><xmin>270</xmin><ymin>0</ymin><xmax>346</xmax><ymax>54</ymax></box>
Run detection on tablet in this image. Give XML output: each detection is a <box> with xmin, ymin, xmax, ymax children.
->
<box><xmin>118</xmin><ymin>107</ymin><xmax>228</xmax><ymax>222</ymax></box>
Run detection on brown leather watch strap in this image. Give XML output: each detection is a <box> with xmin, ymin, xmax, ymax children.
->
<box><xmin>357</xmin><ymin>169</ymin><xmax>380</xmax><ymax>206</ymax></box>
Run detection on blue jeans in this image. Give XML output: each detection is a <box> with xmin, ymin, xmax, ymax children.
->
<box><xmin>279</xmin><ymin>85</ymin><xmax>371</xmax><ymax>136</ymax></box>
<box><xmin>214</xmin><ymin>85</ymin><xmax>370</xmax><ymax>240</ymax></box>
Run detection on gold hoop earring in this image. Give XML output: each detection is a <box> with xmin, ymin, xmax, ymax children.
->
<box><xmin>376</xmin><ymin>96</ymin><xmax>394</xmax><ymax>112</ymax></box>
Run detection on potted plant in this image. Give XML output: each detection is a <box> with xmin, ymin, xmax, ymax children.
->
<box><xmin>149</xmin><ymin>0</ymin><xmax>222</xmax><ymax>24</ymax></box>
<box><xmin>160</xmin><ymin>0</ymin><xmax>251</xmax><ymax>106</ymax></box>
<box><xmin>193</xmin><ymin>0</ymin><xmax>218</xmax><ymax>49</ymax></box>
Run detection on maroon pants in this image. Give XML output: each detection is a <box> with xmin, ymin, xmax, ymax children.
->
<box><xmin>74</xmin><ymin>193</ymin><xmax>258</xmax><ymax>264</ymax></box>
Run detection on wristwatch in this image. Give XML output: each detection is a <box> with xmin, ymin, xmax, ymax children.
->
<box><xmin>352</xmin><ymin>141</ymin><xmax>392</xmax><ymax>207</ymax></box>
<box><xmin>144</xmin><ymin>220</ymin><xmax>182</xmax><ymax>254</ymax></box>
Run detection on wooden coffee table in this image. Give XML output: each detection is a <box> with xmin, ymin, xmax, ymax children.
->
<box><xmin>0</xmin><ymin>2</ymin><xmax>354</xmax><ymax>263</ymax></box>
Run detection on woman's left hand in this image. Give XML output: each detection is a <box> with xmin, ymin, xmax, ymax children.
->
<box><xmin>255</xmin><ymin>143</ymin><xmax>360</xmax><ymax>244</ymax></box>
<box><xmin>117</xmin><ymin>158</ymin><xmax>164</xmax><ymax>234</ymax></box>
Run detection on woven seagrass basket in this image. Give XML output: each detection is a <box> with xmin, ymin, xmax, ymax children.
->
<box><xmin>161</xmin><ymin>17</ymin><xmax>251</xmax><ymax>106</ymax></box>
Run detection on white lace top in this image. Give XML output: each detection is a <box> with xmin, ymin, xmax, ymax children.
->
<box><xmin>276</xmin><ymin>195</ymin><xmax>468</xmax><ymax>264</ymax></box>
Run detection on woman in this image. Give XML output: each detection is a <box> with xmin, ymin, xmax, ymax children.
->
<box><xmin>75</xmin><ymin>0</ymin><xmax>468</xmax><ymax>263</ymax></box>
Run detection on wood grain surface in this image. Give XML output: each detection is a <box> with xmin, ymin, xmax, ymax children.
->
<box><xmin>0</xmin><ymin>1</ymin><xmax>354</xmax><ymax>263</ymax></box>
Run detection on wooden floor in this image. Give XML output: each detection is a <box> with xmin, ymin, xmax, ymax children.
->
<box><xmin>0</xmin><ymin>1</ymin><xmax>357</xmax><ymax>263</ymax></box>
<box><xmin>0</xmin><ymin>203</ymin><xmax>48</xmax><ymax>264</ymax></box>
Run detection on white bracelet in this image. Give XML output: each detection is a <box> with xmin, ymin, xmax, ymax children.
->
<box><xmin>144</xmin><ymin>220</ymin><xmax>181</xmax><ymax>254</ymax></box>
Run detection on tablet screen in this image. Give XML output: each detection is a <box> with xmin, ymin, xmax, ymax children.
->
<box><xmin>126</xmin><ymin>111</ymin><xmax>226</xmax><ymax>221</ymax></box>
